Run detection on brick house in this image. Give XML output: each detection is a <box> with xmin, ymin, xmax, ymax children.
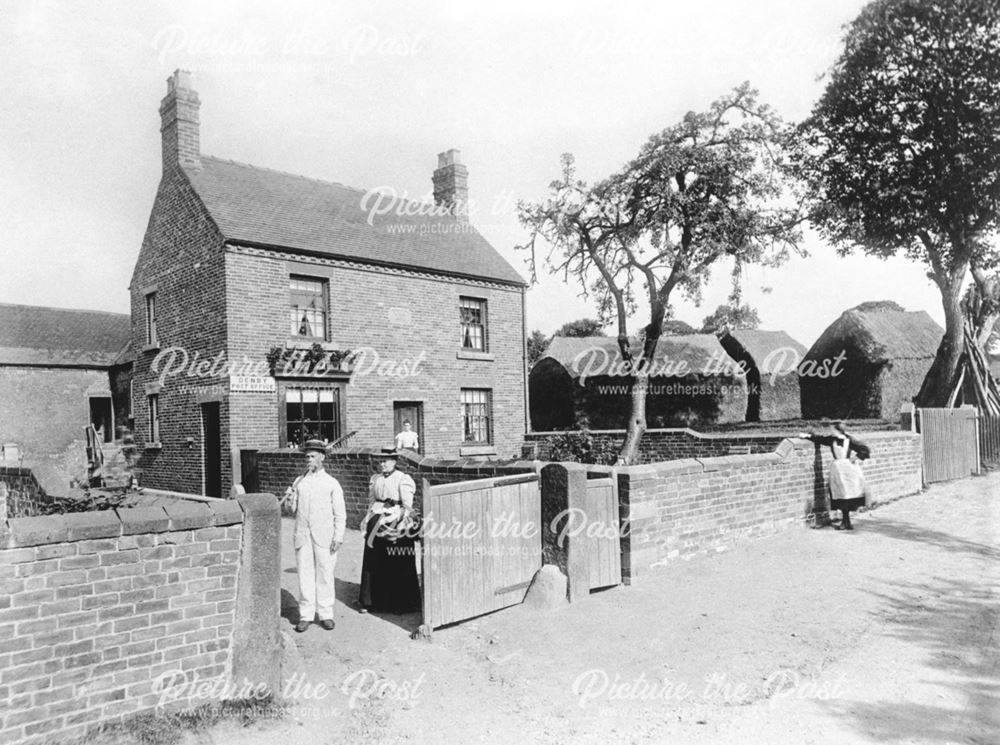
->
<box><xmin>130</xmin><ymin>71</ymin><xmax>528</xmax><ymax>497</ymax></box>
<box><xmin>0</xmin><ymin>303</ymin><xmax>132</xmax><ymax>492</ymax></box>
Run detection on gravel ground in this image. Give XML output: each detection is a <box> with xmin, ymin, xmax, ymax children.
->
<box><xmin>187</xmin><ymin>471</ymin><xmax>999</xmax><ymax>745</ymax></box>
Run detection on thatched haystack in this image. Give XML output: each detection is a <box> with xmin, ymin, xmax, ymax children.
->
<box><xmin>800</xmin><ymin>303</ymin><xmax>943</xmax><ymax>420</ymax></box>
<box><xmin>529</xmin><ymin>335</ymin><xmax>747</xmax><ymax>431</ymax></box>
<box><xmin>718</xmin><ymin>329</ymin><xmax>806</xmax><ymax>421</ymax></box>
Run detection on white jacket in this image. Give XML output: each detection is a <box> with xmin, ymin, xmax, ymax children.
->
<box><xmin>292</xmin><ymin>469</ymin><xmax>346</xmax><ymax>550</ymax></box>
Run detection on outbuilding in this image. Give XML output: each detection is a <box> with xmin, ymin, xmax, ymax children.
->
<box><xmin>800</xmin><ymin>304</ymin><xmax>943</xmax><ymax>420</ymax></box>
<box><xmin>529</xmin><ymin>335</ymin><xmax>747</xmax><ymax>431</ymax></box>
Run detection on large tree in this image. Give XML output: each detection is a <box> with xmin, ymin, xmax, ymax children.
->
<box><xmin>519</xmin><ymin>84</ymin><xmax>802</xmax><ymax>463</ymax></box>
<box><xmin>700</xmin><ymin>303</ymin><xmax>761</xmax><ymax>334</ymax></box>
<box><xmin>526</xmin><ymin>329</ymin><xmax>549</xmax><ymax>367</ymax></box>
<box><xmin>553</xmin><ymin>318</ymin><xmax>606</xmax><ymax>337</ymax></box>
<box><xmin>799</xmin><ymin>0</ymin><xmax>1000</xmax><ymax>407</ymax></box>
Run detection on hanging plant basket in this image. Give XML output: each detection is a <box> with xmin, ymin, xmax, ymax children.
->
<box><xmin>266</xmin><ymin>343</ymin><xmax>354</xmax><ymax>377</ymax></box>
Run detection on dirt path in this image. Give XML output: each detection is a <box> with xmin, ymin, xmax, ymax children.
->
<box><xmin>193</xmin><ymin>473</ymin><xmax>999</xmax><ymax>745</ymax></box>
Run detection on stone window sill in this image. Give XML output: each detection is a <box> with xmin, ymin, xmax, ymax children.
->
<box><xmin>142</xmin><ymin>343</ymin><xmax>160</xmax><ymax>353</ymax></box>
<box><xmin>457</xmin><ymin>350</ymin><xmax>495</xmax><ymax>362</ymax></box>
<box><xmin>459</xmin><ymin>444</ymin><xmax>496</xmax><ymax>457</ymax></box>
<box><xmin>144</xmin><ymin>442</ymin><xmax>163</xmax><ymax>451</ymax></box>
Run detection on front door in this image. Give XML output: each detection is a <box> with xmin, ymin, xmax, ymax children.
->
<box><xmin>202</xmin><ymin>402</ymin><xmax>222</xmax><ymax>497</ymax></box>
<box><xmin>393</xmin><ymin>401</ymin><xmax>423</xmax><ymax>453</ymax></box>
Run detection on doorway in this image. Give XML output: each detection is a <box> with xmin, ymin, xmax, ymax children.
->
<box><xmin>393</xmin><ymin>401</ymin><xmax>424</xmax><ymax>453</ymax></box>
<box><xmin>202</xmin><ymin>402</ymin><xmax>222</xmax><ymax>498</ymax></box>
<box><xmin>89</xmin><ymin>397</ymin><xmax>114</xmax><ymax>443</ymax></box>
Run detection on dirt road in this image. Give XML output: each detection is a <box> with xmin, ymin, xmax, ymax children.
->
<box><xmin>196</xmin><ymin>472</ymin><xmax>999</xmax><ymax>745</ymax></box>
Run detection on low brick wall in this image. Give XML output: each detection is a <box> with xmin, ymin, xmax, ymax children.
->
<box><xmin>0</xmin><ymin>464</ymin><xmax>51</xmax><ymax>519</ymax></box>
<box><xmin>618</xmin><ymin>431</ymin><xmax>923</xmax><ymax>581</ymax></box>
<box><xmin>0</xmin><ymin>494</ymin><xmax>280</xmax><ymax>745</ymax></box>
<box><xmin>525</xmin><ymin>419</ymin><xmax>901</xmax><ymax>463</ymax></box>
<box><xmin>255</xmin><ymin>448</ymin><xmax>537</xmax><ymax>526</ymax></box>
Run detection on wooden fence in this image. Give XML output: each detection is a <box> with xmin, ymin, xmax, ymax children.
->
<box><xmin>584</xmin><ymin>474</ymin><xmax>622</xmax><ymax>591</ymax></box>
<box><xmin>980</xmin><ymin>413</ymin><xmax>1000</xmax><ymax>467</ymax></box>
<box><xmin>917</xmin><ymin>407</ymin><xmax>979</xmax><ymax>483</ymax></box>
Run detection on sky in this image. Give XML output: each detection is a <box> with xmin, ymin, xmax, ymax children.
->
<box><xmin>0</xmin><ymin>0</ymin><xmax>953</xmax><ymax>349</ymax></box>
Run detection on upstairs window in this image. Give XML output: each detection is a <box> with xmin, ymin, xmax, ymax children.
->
<box><xmin>289</xmin><ymin>276</ymin><xmax>327</xmax><ymax>340</ymax></box>
<box><xmin>145</xmin><ymin>292</ymin><xmax>158</xmax><ymax>346</ymax></box>
<box><xmin>460</xmin><ymin>297</ymin><xmax>487</xmax><ymax>351</ymax></box>
<box><xmin>461</xmin><ymin>388</ymin><xmax>492</xmax><ymax>444</ymax></box>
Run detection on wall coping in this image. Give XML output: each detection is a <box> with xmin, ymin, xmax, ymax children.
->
<box><xmin>616</xmin><ymin>431</ymin><xmax>920</xmax><ymax>477</ymax></box>
<box><xmin>256</xmin><ymin>447</ymin><xmax>539</xmax><ymax>477</ymax></box>
<box><xmin>525</xmin><ymin>423</ymin><xmax>905</xmax><ymax>441</ymax></box>
<box><xmin>2</xmin><ymin>498</ymin><xmax>252</xmax><ymax>549</ymax></box>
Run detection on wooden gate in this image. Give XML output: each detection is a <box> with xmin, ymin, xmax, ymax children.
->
<box><xmin>917</xmin><ymin>407</ymin><xmax>979</xmax><ymax>483</ymax></box>
<box><xmin>584</xmin><ymin>474</ymin><xmax>621</xmax><ymax>591</ymax></box>
<box><xmin>980</xmin><ymin>414</ymin><xmax>1000</xmax><ymax>467</ymax></box>
<box><xmin>421</xmin><ymin>473</ymin><xmax>541</xmax><ymax>629</ymax></box>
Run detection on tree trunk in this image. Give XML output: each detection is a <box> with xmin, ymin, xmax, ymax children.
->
<box><xmin>618</xmin><ymin>368</ymin><xmax>649</xmax><ymax>465</ymax></box>
<box><xmin>915</xmin><ymin>280</ymin><xmax>965</xmax><ymax>407</ymax></box>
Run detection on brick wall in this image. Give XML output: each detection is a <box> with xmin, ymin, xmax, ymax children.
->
<box><xmin>0</xmin><ymin>367</ymin><xmax>110</xmax><ymax>458</ymax></box>
<box><xmin>130</xmin><ymin>165</ymin><xmax>230</xmax><ymax>496</ymax></box>
<box><xmin>0</xmin><ymin>465</ymin><xmax>50</xmax><ymax>519</ymax></box>
<box><xmin>617</xmin><ymin>431</ymin><xmax>923</xmax><ymax>580</ymax></box>
<box><xmin>224</xmin><ymin>247</ymin><xmax>527</xmax><ymax>464</ymax></box>
<box><xmin>0</xmin><ymin>498</ymin><xmax>260</xmax><ymax>745</ymax></box>
<box><xmin>255</xmin><ymin>447</ymin><xmax>537</xmax><ymax>526</ymax></box>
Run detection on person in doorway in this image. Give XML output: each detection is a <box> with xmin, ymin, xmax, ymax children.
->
<box><xmin>394</xmin><ymin>419</ymin><xmax>419</xmax><ymax>451</ymax></box>
<box><xmin>358</xmin><ymin>448</ymin><xmax>422</xmax><ymax>614</ymax></box>
<box><xmin>286</xmin><ymin>439</ymin><xmax>346</xmax><ymax>632</ymax></box>
<box><xmin>799</xmin><ymin>421</ymin><xmax>871</xmax><ymax>530</ymax></box>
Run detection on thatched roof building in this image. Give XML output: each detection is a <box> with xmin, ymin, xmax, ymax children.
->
<box><xmin>529</xmin><ymin>335</ymin><xmax>747</xmax><ymax>431</ymax></box>
<box><xmin>719</xmin><ymin>329</ymin><xmax>806</xmax><ymax>421</ymax></box>
<box><xmin>800</xmin><ymin>305</ymin><xmax>943</xmax><ymax>420</ymax></box>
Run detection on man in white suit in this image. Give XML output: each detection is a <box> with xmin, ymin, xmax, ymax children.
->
<box><xmin>287</xmin><ymin>439</ymin><xmax>346</xmax><ymax>632</ymax></box>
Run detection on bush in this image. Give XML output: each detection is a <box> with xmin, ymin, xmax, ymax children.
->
<box><xmin>546</xmin><ymin>428</ymin><xmax>619</xmax><ymax>465</ymax></box>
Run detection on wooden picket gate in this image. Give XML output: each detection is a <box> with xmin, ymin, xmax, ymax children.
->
<box><xmin>584</xmin><ymin>474</ymin><xmax>622</xmax><ymax>591</ymax></box>
<box><xmin>917</xmin><ymin>407</ymin><xmax>979</xmax><ymax>483</ymax></box>
<box><xmin>421</xmin><ymin>473</ymin><xmax>541</xmax><ymax>630</ymax></box>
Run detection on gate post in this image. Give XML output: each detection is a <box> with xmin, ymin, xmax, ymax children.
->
<box><xmin>540</xmin><ymin>463</ymin><xmax>589</xmax><ymax>602</ymax></box>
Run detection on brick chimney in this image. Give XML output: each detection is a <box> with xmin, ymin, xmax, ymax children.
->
<box><xmin>432</xmin><ymin>149</ymin><xmax>469</xmax><ymax>222</ymax></box>
<box><xmin>159</xmin><ymin>69</ymin><xmax>201</xmax><ymax>171</ymax></box>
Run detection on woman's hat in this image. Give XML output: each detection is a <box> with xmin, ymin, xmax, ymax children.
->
<box><xmin>299</xmin><ymin>439</ymin><xmax>328</xmax><ymax>454</ymax></box>
<box><xmin>379</xmin><ymin>447</ymin><xmax>399</xmax><ymax>458</ymax></box>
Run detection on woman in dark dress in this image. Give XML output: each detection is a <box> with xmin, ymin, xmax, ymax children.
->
<box><xmin>800</xmin><ymin>422</ymin><xmax>871</xmax><ymax>530</ymax></box>
<box><xmin>358</xmin><ymin>448</ymin><xmax>422</xmax><ymax>613</ymax></box>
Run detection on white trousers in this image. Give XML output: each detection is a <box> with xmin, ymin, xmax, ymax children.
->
<box><xmin>297</xmin><ymin>542</ymin><xmax>337</xmax><ymax>621</ymax></box>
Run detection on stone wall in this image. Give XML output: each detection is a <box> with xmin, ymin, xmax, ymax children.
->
<box><xmin>617</xmin><ymin>431</ymin><xmax>923</xmax><ymax>581</ymax></box>
<box><xmin>0</xmin><ymin>494</ymin><xmax>280</xmax><ymax>745</ymax></box>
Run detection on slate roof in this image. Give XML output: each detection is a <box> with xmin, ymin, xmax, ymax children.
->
<box><xmin>183</xmin><ymin>157</ymin><xmax>526</xmax><ymax>286</ymax></box>
<box><xmin>0</xmin><ymin>303</ymin><xmax>131</xmax><ymax>368</ymax></box>
<box><xmin>542</xmin><ymin>335</ymin><xmax>741</xmax><ymax>379</ymax></box>
<box><xmin>723</xmin><ymin>329</ymin><xmax>808</xmax><ymax>374</ymax></box>
<box><xmin>808</xmin><ymin>308</ymin><xmax>943</xmax><ymax>363</ymax></box>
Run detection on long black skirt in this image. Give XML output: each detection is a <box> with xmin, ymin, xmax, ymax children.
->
<box><xmin>831</xmin><ymin>496</ymin><xmax>865</xmax><ymax>512</ymax></box>
<box><xmin>358</xmin><ymin>515</ymin><xmax>422</xmax><ymax>613</ymax></box>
